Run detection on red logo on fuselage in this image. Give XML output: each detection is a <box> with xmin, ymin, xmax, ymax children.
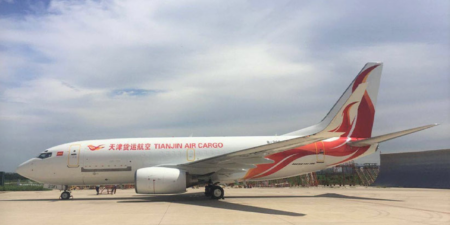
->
<box><xmin>88</xmin><ymin>145</ymin><xmax>104</xmax><ymax>151</ymax></box>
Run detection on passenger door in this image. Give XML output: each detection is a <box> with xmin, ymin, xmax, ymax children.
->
<box><xmin>68</xmin><ymin>144</ymin><xmax>81</xmax><ymax>168</ymax></box>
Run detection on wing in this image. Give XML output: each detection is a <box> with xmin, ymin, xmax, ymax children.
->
<box><xmin>176</xmin><ymin>135</ymin><xmax>329</xmax><ymax>175</ymax></box>
<box><xmin>171</xmin><ymin>83</ymin><xmax>369</xmax><ymax>176</ymax></box>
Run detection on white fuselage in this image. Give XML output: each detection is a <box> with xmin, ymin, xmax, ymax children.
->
<box><xmin>16</xmin><ymin>136</ymin><xmax>377</xmax><ymax>186</ymax></box>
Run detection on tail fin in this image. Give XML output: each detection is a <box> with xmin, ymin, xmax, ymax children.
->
<box><xmin>284</xmin><ymin>62</ymin><xmax>383</xmax><ymax>138</ymax></box>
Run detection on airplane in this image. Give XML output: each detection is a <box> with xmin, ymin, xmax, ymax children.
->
<box><xmin>16</xmin><ymin>62</ymin><xmax>437</xmax><ymax>200</ymax></box>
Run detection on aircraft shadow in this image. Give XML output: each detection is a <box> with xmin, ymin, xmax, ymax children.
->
<box><xmin>123</xmin><ymin>193</ymin><xmax>306</xmax><ymax>216</ymax></box>
<box><xmin>1</xmin><ymin>192</ymin><xmax>399</xmax><ymax>216</ymax></box>
<box><xmin>2</xmin><ymin>193</ymin><xmax>304</xmax><ymax>216</ymax></box>
<box><xmin>226</xmin><ymin>193</ymin><xmax>400</xmax><ymax>202</ymax></box>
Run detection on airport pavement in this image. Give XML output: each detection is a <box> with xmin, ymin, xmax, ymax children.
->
<box><xmin>0</xmin><ymin>186</ymin><xmax>449</xmax><ymax>225</ymax></box>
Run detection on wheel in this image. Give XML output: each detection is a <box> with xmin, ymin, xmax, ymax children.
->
<box><xmin>60</xmin><ymin>191</ymin><xmax>71</xmax><ymax>200</ymax></box>
<box><xmin>210</xmin><ymin>186</ymin><xmax>224</xmax><ymax>200</ymax></box>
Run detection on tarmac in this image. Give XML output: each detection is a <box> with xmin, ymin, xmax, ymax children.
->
<box><xmin>0</xmin><ymin>187</ymin><xmax>449</xmax><ymax>225</ymax></box>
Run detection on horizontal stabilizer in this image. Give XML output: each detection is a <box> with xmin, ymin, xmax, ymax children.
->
<box><xmin>348</xmin><ymin>124</ymin><xmax>438</xmax><ymax>147</ymax></box>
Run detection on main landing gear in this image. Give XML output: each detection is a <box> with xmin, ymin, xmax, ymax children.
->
<box><xmin>205</xmin><ymin>182</ymin><xmax>224</xmax><ymax>200</ymax></box>
<box><xmin>60</xmin><ymin>185</ymin><xmax>72</xmax><ymax>200</ymax></box>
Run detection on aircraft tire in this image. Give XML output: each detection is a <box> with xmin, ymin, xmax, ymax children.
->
<box><xmin>210</xmin><ymin>186</ymin><xmax>224</xmax><ymax>200</ymax></box>
<box><xmin>60</xmin><ymin>191</ymin><xmax>71</xmax><ymax>200</ymax></box>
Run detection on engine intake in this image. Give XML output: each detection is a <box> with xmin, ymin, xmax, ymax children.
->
<box><xmin>135</xmin><ymin>167</ymin><xmax>187</xmax><ymax>194</ymax></box>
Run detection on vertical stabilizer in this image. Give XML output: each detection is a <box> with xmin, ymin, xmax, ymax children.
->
<box><xmin>284</xmin><ymin>62</ymin><xmax>383</xmax><ymax>138</ymax></box>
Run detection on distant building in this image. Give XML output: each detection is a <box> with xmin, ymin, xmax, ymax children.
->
<box><xmin>372</xmin><ymin>149</ymin><xmax>450</xmax><ymax>189</ymax></box>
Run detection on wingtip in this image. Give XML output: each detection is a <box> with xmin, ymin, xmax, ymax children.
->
<box><xmin>426</xmin><ymin>123</ymin><xmax>439</xmax><ymax>127</ymax></box>
<box><xmin>422</xmin><ymin>123</ymin><xmax>439</xmax><ymax>130</ymax></box>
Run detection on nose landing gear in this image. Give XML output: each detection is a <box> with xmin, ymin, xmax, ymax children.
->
<box><xmin>60</xmin><ymin>185</ymin><xmax>72</xmax><ymax>200</ymax></box>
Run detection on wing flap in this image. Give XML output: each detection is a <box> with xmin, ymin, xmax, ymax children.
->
<box><xmin>186</xmin><ymin>163</ymin><xmax>257</xmax><ymax>169</ymax></box>
<box><xmin>223</xmin><ymin>157</ymin><xmax>275</xmax><ymax>165</ymax></box>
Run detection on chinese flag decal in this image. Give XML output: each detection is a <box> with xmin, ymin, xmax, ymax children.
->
<box><xmin>57</xmin><ymin>151</ymin><xmax>64</xmax><ymax>156</ymax></box>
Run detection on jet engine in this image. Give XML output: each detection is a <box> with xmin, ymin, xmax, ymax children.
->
<box><xmin>135</xmin><ymin>167</ymin><xmax>189</xmax><ymax>194</ymax></box>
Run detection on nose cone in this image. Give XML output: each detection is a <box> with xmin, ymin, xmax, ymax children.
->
<box><xmin>16</xmin><ymin>159</ymin><xmax>35</xmax><ymax>179</ymax></box>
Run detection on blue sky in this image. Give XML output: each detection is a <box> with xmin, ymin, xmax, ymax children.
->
<box><xmin>0</xmin><ymin>0</ymin><xmax>449</xmax><ymax>172</ymax></box>
<box><xmin>0</xmin><ymin>0</ymin><xmax>50</xmax><ymax>17</ymax></box>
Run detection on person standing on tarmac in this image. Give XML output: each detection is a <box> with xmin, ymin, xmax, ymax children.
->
<box><xmin>95</xmin><ymin>185</ymin><xmax>100</xmax><ymax>195</ymax></box>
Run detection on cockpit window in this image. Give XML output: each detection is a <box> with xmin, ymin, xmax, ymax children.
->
<box><xmin>37</xmin><ymin>152</ymin><xmax>52</xmax><ymax>159</ymax></box>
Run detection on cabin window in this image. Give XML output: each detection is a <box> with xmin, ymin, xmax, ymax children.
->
<box><xmin>37</xmin><ymin>152</ymin><xmax>52</xmax><ymax>159</ymax></box>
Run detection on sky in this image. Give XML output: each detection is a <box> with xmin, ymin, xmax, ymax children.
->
<box><xmin>0</xmin><ymin>0</ymin><xmax>449</xmax><ymax>172</ymax></box>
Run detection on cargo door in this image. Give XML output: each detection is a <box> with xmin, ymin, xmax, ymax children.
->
<box><xmin>315</xmin><ymin>141</ymin><xmax>325</xmax><ymax>163</ymax></box>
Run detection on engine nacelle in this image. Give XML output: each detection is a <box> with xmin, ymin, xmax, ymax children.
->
<box><xmin>135</xmin><ymin>167</ymin><xmax>187</xmax><ymax>194</ymax></box>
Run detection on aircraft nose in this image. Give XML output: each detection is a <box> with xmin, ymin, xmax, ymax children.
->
<box><xmin>16</xmin><ymin>159</ymin><xmax>35</xmax><ymax>179</ymax></box>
